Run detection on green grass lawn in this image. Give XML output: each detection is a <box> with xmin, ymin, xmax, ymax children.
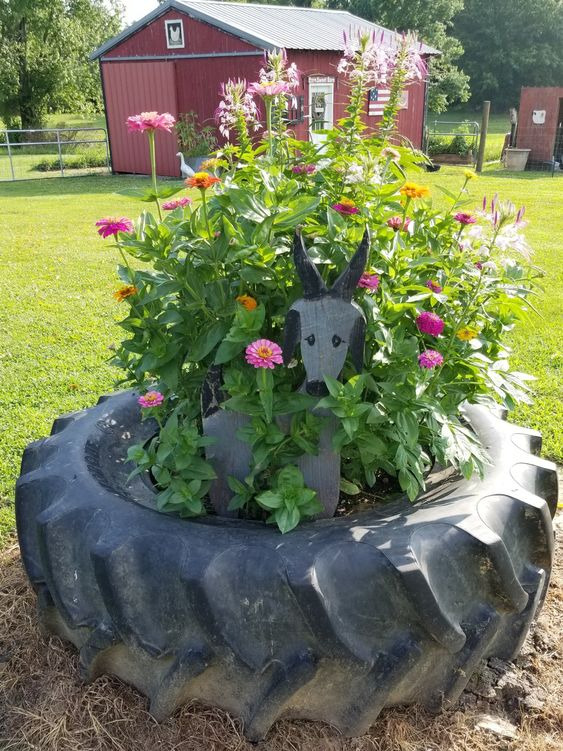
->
<box><xmin>0</xmin><ymin>166</ymin><xmax>561</xmax><ymax>544</ymax></box>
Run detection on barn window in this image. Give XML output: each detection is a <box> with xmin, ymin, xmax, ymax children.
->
<box><xmin>285</xmin><ymin>95</ymin><xmax>304</xmax><ymax>125</ymax></box>
<box><xmin>165</xmin><ymin>19</ymin><xmax>185</xmax><ymax>49</ymax></box>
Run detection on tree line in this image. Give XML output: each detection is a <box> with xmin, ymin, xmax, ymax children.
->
<box><xmin>1</xmin><ymin>0</ymin><xmax>561</xmax><ymax>130</ymax></box>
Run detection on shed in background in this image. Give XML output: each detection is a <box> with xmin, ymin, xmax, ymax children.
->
<box><xmin>92</xmin><ymin>0</ymin><xmax>438</xmax><ymax>177</ymax></box>
<box><xmin>516</xmin><ymin>87</ymin><xmax>563</xmax><ymax>166</ymax></box>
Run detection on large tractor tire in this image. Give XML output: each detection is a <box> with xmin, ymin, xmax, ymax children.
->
<box><xmin>16</xmin><ymin>391</ymin><xmax>557</xmax><ymax>740</ymax></box>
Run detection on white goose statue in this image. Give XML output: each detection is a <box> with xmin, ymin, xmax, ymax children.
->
<box><xmin>176</xmin><ymin>152</ymin><xmax>195</xmax><ymax>179</ymax></box>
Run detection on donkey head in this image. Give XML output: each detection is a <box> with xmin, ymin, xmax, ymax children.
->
<box><xmin>282</xmin><ymin>230</ymin><xmax>369</xmax><ymax>396</ymax></box>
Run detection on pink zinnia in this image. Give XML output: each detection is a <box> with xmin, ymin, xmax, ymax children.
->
<box><xmin>425</xmin><ymin>280</ymin><xmax>442</xmax><ymax>293</ymax></box>
<box><xmin>416</xmin><ymin>311</ymin><xmax>445</xmax><ymax>336</ymax></box>
<box><xmin>162</xmin><ymin>196</ymin><xmax>192</xmax><ymax>211</ymax></box>
<box><xmin>126</xmin><ymin>111</ymin><xmax>176</xmax><ymax>133</ymax></box>
<box><xmin>292</xmin><ymin>164</ymin><xmax>316</xmax><ymax>175</ymax></box>
<box><xmin>454</xmin><ymin>212</ymin><xmax>477</xmax><ymax>225</ymax></box>
<box><xmin>247</xmin><ymin>80</ymin><xmax>290</xmax><ymax>97</ymax></box>
<box><xmin>387</xmin><ymin>215</ymin><xmax>411</xmax><ymax>231</ymax></box>
<box><xmin>332</xmin><ymin>200</ymin><xmax>360</xmax><ymax>215</ymax></box>
<box><xmin>138</xmin><ymin>391</ymin><xmax>165</xmax><ymax>408</ymax></box>
<box><xmin>357</xmin><ymin>272</ymin><xmax>380</xmax><ymax>291</ymax></box>
<box><xmin>418</xmin><ymin>350</ymin><xmax>444</xmax><ymax>369</ymax></box>
<box><xmin>245</xmin><ymin>339</ymin><xmax>283</xmax><ymax>369</ymax></box>
<box><xmin>95</xmin><ymin>217</ymin><xmax>134</xmax><ymax>238</ymax></box>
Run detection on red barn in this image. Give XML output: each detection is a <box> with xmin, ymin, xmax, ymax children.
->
<box><xmin>91</xmin><ymin>0</ymin><xmax>438</xmax><ymax>177</ymax></box>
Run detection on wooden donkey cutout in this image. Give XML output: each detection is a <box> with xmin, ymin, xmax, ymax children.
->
<box><xmin>202</xmin><ymin>229</ymin><xmax>369</xmax><ymax>517</ymax></box>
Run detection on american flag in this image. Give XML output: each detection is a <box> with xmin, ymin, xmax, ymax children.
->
<box><xmin>368</xmin><ymin>88</ymin><xmax>390</xmax><ymax>117</ymax></box>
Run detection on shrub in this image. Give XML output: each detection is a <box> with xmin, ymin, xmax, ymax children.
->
<box><xmin>175</xmin><ymin>111</ymin><xmax>218</xmax><ymax>157</ymax></box>
<box><xmin>96</xmin><ymin>36</ymin><xmax>537</xmax><ymax>533</ymax></box>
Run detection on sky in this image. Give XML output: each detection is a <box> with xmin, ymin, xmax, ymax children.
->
<box><xmin>122</xmin><ymin>0</ymin><xmax>160</xmax><ymax>25</ymax></box>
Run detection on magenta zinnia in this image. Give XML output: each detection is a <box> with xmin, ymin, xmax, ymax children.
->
<box><xmin>138</xmin><ymin>391</ymin><xmax>165</xmax><ymax>408</ymax></box>
<box><xmin>454</xmin><ymin>212</ymin><xmax>477</xmax><ymax>225</ymax></box>
<box><xmin>126</xmin><ymin>111</ymin><xmax>175</xmax><ymax>133</ymax></box>
<box><xmin>245</xmin><ymin>339</ymin><xmax>283</xmax><ymax>369</ymax></box>
<box><xmin>416</xmin><ymin>311</ymin><xmax>445</xmax><ymax>336</ymax></box>
<box><xmin>357</xmin><ymin>272</ymin><xmax>380</xmax><ymax>290</ymax></box>
<box><xmin>162</xmin><ymin>196</ymin><xmax>192</xmax><ymax>211</ymax></box>
<box><xmin>332</xmin><ymin>198</ymin><xmax>360</xmax><ymax>215</ymax></box>
<box><xmin>95</xmin><ymin>217</ymin><xmax>134</xmax><ymax>238</ymax></box>
<box><xmin>418</xmin><ymin>350</ymin><xmax>444</xmax><ymax>369</ymax></box>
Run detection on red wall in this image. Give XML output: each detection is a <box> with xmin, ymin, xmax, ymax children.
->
<box><xmin>101</xmin><ymin>8</ymin><xmax>428</xmax><ymax>175</ymax></box>
<box><xmin>516</xmin><ymin>87</ymin><xmax>563</xmax><ymax>162</ymax></box>
<box><xmin>108</xmin><ymin>8</ymin><xmax>256</xmax><ymax>56</ymax></box>
<box><xmin>102</xmin><ymin>61</ymin><xmax>179</xmax><ymax>176</ymax></box>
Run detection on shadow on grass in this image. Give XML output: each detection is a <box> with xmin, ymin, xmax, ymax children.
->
<box><xmin>482</xmin><ymin>168</ymin><xmax>562</xmax><ymax>181</ymax></box>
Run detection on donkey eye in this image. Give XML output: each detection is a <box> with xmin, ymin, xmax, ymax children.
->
<box><xmin>306</xmin><ymin>334</ymin><xmax>315</xmax><ymax>346</ymax></box>
<box><xmin>332</xmin><ymin>335</ymin><xmax>342</xmax><ymax>347</ymax></box>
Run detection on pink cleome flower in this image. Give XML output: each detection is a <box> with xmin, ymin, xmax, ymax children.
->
<box><xmin>454</xmin><ymin>212</ymin><xmax>477</xmax><ymax>225</ymax></box>
<box><xmin>126</xmin><ymin>112</ymin><xmax>176</xmax><ymax>133</ymax></box>
<box><xmin>245</xmin><ymin>339</ymin><xmax>284</xmax><ymax>369</ymax></box>
<box><xmin>292</xmin><ymin>164</ymin><xmax>316</xmax><ymax>175</ymax></box>
<box><xmin>387</xmin><ymin>215</ymin><xmax>412</xmax><ymax>231</ymax></box>
<box><xmin>418</xmin><ymin>350</ymin><xmax>444</xmax><ymax>369</ymax></box>
<box><xmin>162</xmin><ymin>196</ymin><xmax>193</xmax><ymax>211</ymax></box>
<box><xmin>416</xmin><ymin>311</ymin><xmax>445</xmax><ymax>336</ymax></box>
<box><xmin>425</xmin><ymin>279</ymin><xmax>442</xmax><ymax>293</ymax></box>
<box><xmin>138</xmin><ymin>391</ymin><xmax>165</xmax><ymax>408</ymax></box>
<box><xmin>95</xmin><ymin>217</ymin><xmax>134</xmax><ymax>238</ymax></box>
<box><xmin>357</xmin><ymin>272</ymin><xmax>380</xmax><ymax>291</ymax></box>
<box><xmin>247</xmin><ymin>80</ymin><xmax>290</xmax><ymax>97</ymax></box>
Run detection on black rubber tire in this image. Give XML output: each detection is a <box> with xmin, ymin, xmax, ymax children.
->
<box><xmin>16</xmin><ymin>391</ymin><xmax>557</xmax><ymax>739</ymax></box>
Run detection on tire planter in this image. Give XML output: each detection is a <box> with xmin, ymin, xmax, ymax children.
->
<box><xmin>16</xmin><ymin>391</ymin><xmax>557</xmax><ymax>740</ymax></box>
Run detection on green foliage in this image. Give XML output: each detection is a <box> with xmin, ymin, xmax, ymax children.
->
<box><xmin>325</xmin><ymin>0</ymin><xmax>470</xmax><ymax>112</ymax></box>
<box><xmin>175</xmin><ymin>112</ymin><xmax>218</xmax><ymax>158</ymax></box>
<box><xmin>106</xmin><ymin>45</ymin><xmax>540</xmax><ymax>534</ymax></box>
<box><xmin>0</xmin><ymin>0</ymin><xmax>122</xmax><ymax>129</ymax></box>
<box><xmin>454</xmin><ymin>0</ymin><xmax>563</xmax><ymax>109</ymax></box>
<box><xmin>33</xmin><ymin>150</ymin><xmax>107</xmax><ymax>172</ymax></box>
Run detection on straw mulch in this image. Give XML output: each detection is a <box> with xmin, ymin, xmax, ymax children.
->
<box><xmin>1</xmin><ymin>518</ymin><xmax>561</xmax><ymax>751</ymax></box>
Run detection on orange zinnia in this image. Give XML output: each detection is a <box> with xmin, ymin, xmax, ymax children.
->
<box><xmin>185</xmin><ymin>171</ymin><xmax>221</xmax><ymax>190</ymax></box>
<box><xmin>236</xmin><ymin>294</ymin><xmax>258</xmax><ymax>311</ymax></box>
<box><xmin>113</xmin><ymin>285</ymin><xmax>137</xmax><ymax>302</ymax></box>
<box><xmin>400</xmin><ymin>182</ymin><xmax>430</xmax><ymax>199</ymax></box>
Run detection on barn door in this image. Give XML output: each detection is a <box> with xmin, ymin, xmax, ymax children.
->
<box><xmin>102</xmin><ymin>61</ymin><xmax>179</xmax><ymax>177</ymax></box>
<box><xmin>309</xmin><ymin>78</ymin><xmax>334</xmax><ymax>146</ymax></box>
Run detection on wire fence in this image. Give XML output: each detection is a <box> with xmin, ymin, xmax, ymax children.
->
<box><xmin>0</xmin><ymin>128</ymin><xmax>110</xmax><ymax>181</ymax></box>
<box><xmin>424</xmin><ymin>120</ymin><xmax>480</xmax><ymax>165</ymax></box>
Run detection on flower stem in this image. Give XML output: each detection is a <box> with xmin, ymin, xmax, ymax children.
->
<box><xmin>200</xmin><ymin>189</ymin><xmax>211</xmax><ymax>237</ymax></box>
<box><xmin>265</xmin><ymin>97</ymin><xmax>273</xmax><ymax>160</ymax></box>
<box><xmin>148</xmin><ymin>131</ymin><xmax>162</xmax><ymax>221</ymax></box>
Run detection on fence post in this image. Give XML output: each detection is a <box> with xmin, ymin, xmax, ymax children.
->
<box><xmin>104</xmin><ymin>129</ymin><xmax>111</xmax><ymax>173</ymax></box>
<box><xmin>56</xmin><ymin>130</ymin><xmax>64</xmax><ymax>177</ymax></box>
<box><xmin>476</xmin><ymin>101</ymin><xmax>490</xmax><ymax>173</ymax></box>
<box><xmin>5</xmin><ymin>130</ymin><xmax>15</xmax><ymax>180</ymax></box>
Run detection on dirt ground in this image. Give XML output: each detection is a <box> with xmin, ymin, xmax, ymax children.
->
<box><xmin>1</xmin><ymin>514</ymin><xmax>562</xmax><ymax>751</ymax></box>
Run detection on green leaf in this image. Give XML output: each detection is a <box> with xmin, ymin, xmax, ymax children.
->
<box><xmin>256</xmin><ymin>490</ymin><xmax>283</xmax><ymax>509</ymax></box>
<box><xmin>340</xmin><ymin>478</ymin><xmax>361</xmax><ymax>495</ymax></box>
<box><xmin>188</xmin><ymin>321</ymin><xmax>229</xmax><ymax>362</ymax></box>
<box><xmin>275</xmin><ymin>505</ymin><xmax>301</xmax><ymax>534</ymax></box>
<box><xmin>276</xmin><ymin>465</ymin><xmax>305</xmax><ymax>489</ymax></box>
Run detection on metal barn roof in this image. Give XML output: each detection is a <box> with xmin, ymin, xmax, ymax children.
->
<box><xmin>91</xmin><ymin>0</ymin><xmax>439</xmax><ymax>60</ymax></box>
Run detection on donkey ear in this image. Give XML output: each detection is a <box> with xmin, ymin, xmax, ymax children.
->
<box><xmin>330</xmin><ymin>228</ymin><xmax>370</xmax><ymax>301</ymax></box>
<box><xmin>293</xmin><ymin>231</ymin><xmax>327</xmax><ymax>299</ymax></box>
<box><xmin>282</xmin><ymin>308</ymin><xmax>301</xmax><ymax>365</ymax></box>
<box><xmin>349</xmin><ymin>316</ymin><xmax>366</xmax><ymax>373</ymax></box>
